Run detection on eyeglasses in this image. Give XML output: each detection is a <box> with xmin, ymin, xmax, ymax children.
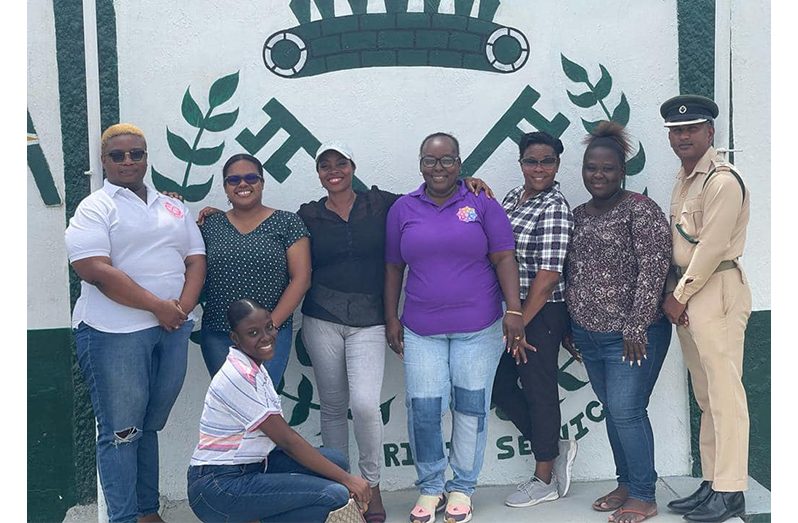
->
<box><xmin>105</xmin><ymin>149</ymin><xmax>147</xmax><ymax>163</ymax></box>
<box><xmin>420</xmin><ymin>155</ymin><xmax>459</xmax><ymax>168</ymax></box>
<box><xmin>519</xmin><ymin>157</ymin><xmax>558</xmax><ymax>168</ymax></box>
<box><xmin>224</xmin><ymin>173</ymin><xmax>264</xmax><ymax>186</ymax></box>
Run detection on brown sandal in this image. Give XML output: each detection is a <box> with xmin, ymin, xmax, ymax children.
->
<box><xmin>609</xmin><ymin>506</ymin><xmax>658</xmax><ymax>522</ymax></box>
<box><xmin>592</xmin><ymin>493</ymin><xmax>628</xmax><ymax>512</ymax></box>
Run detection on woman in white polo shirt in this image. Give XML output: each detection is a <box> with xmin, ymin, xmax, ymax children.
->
<box><xmin>65</xmin><ymin>123</ymin><xmax>206</xmax><ymax>523</ymax></box>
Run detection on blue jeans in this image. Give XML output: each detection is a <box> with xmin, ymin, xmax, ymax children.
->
<box><xmin>74</xmin><ymin>321</ymin><xmax>193</xmax><ymax>523</ymax></box>
<box><xmin>403</xmin><ymin>319</ymin><xmax>504</xmax><ymax>496</ymax></box>
<box><xmin>200</xmin><ymin>318</ymin><xmax>293</xmax><ymax>384</ymax></box>
<box><xmin>187</xmin><ymin>448</ymin><xmax>350</xmax><ymax>522</ymax></box>
<box><xmin>572</xmin><ymin>317</ymin><xmax>672</xmax><ymax>503</ymax></box>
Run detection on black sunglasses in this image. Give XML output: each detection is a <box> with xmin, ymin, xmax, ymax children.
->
<box><xmin>224</xmin><ymin>173</ymin><xmax>264</xmax><ymax>186</ymax></box>
<box><xmin>105</xmin><ymin>149</ymin><xmax>147</xmax><ymax>163</ymax></box>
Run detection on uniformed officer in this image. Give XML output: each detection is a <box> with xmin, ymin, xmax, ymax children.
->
<box><xmin>659</xmin><ymin>95</ymin><xmax>751</xmax><ymax>522</ymax></box>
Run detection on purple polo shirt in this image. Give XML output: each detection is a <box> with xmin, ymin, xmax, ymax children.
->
<box><xmin>385</xmin><ymin>180</ymin><xmax>515</xmax><ymax>335</ymax></box>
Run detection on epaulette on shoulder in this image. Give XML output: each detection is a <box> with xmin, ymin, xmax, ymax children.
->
<box><xmin>703</xmin><ymin>161</ymin><xmax>746</xmax><ymax>205</ymax></box>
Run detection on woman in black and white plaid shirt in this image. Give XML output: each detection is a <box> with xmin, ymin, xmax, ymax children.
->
<box><xmin>492</xmin><ymin>131</ymin><xmax>578</xmax><ymax>509</ymax></box>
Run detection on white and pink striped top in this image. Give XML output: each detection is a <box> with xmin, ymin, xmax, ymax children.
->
<box><xmin>190</xmin><ymin>347</ymin><xmax>282</xmax><ymax>466</ymax></box>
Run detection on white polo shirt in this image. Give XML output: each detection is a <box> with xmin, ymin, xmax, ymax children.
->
<box><xmin>65</xmin><ymin>180</ymin><xmax>205</xmax><ymax>333</ymax></box>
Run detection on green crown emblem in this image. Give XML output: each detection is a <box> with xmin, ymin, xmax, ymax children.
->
<box><xmin>264</xmin><ymin>0</ymin><xmax>529</xmax><ymax>78</ymax></box>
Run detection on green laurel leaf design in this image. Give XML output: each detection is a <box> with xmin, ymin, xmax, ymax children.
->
<box><xmin>558</xmin><ymin>369</ymin><xmax>589</xmax><ymax>392</ymax></box>
<box><xmin>380</xmin><ymin>396</ymin><xmax>395</xmax><ymax>425</ymax></box>
<box><xmin>493</xmin><ymin>405</ymin><xmax>511</xmax><ymax>421</ymax></box>
<box><xmin>562</xmin><ymin>59</ymin><xmax>646</xmax><ymax>178</ymax></box>
<box><xmin>158</xmin><ymin>71</ymin><xmax>241</xmax><ymax>200</ymax></box>
<box><xmin>298</xmin><ymin>374</ymin><xmax>313</xmax><ymax>401</ymax></box>
<box><xmin>166</xmin><ymin>128</ymin><xmax>193</xmax><ymax>163</ymax></box>
<box><xmin>209</xmin><ymin>71</ymin><xmax>240</xmax><ymax>109</ymax></box>
<box><xmin>561</xmin><ymin>54</ymin><xmax>589</xmax><ymax>84</ymax></box>
<box><xmin>567</xmin><ymin>90</ymin><xmax>598</xmax><ymax>108</ymax></box>
<box><xmin>626</xmin><ymin>142</ymin><xmax>646</xmax><ymax>176</ymax></box>
<box><xmin>294</xmin><ymin>329</ymin><xmax>313</xmax><ymax>367</ymax></box>
<box><xmin>611</xmin><ymin>93</ymin><xmax>630</xmax><ymax>126</ymax></box>
<box><xmin>181</xmin><ymin>176</ymin><xmax>215</xmax><ymax>202</ymax></box>
<box><xmin>181</xmin><ymin>88</ymin><xmax>203</xmax><ymax>128</ymax></box>
<box><xmin>151</xmin><ymin>166</ymin><xmax>182</xmax><ymax>193</ymax></box>
<box><xmin>205</xmin><ymin>109</ymin><xmax>239</xmax><ymax>132</ymax></box>
<box><xmin>593</xmin><ymin>64</ymin><xmax>613</xmax><ymax>100</ymax></box>
<box><xmin>288</xmin><ymin>399</ymin><xmax>310</xmax><ymax>426</ymax></box>
<box><xmin>192</xmin><ymin>143</ymin><xmax>225</xmax><ymax>166</ymax></box>
<box><xmin>581</xmin><ymin>118</ymin><xmax>602</xmax><ymax>134</ymax></box>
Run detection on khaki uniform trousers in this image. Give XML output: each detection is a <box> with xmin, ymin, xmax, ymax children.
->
<box><xmin>676</xmin><ymin>266</ymin><xmax>751</xmax><ymax>492</ymax></box>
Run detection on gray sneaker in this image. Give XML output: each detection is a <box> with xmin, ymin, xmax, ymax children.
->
<box><xmin>504</xmin><ymin>476</ymin><xmax>560</xmax><ymax>508</ymax></box>
<box><xmin>553</xmin><ymin>439</ymin><xmax>578</xmax><ymax>497</ymax></box>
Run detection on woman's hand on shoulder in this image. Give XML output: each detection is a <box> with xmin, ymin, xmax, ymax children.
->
<box><xmin>463</xmin><ymin>177</ymin><xmax>495</xmax><ymax>199</ymax></box>
<box><xmin>161</xmin><ymin>191</ymin><xmax>184</xmax><ymax>201</ymax></box>
<box><xmin>196</xmin><ymin>206</ymin><xmax>223</xmax><ymax>225</ymax></box>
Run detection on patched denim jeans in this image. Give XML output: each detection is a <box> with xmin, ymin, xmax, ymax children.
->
<box><xmin>403</xmin><ymin>319</ymin><xmax>504</xmax><ymax>496</ymax></box>
<box><xmin>74</xmin><ymin>321</ymin><xmax>193</xmax><ymax>523</ymax></box>
<box><xmin>200</xmin><ymin>317</ymin><xmax>293</xmax><ymax>385</ymax></box>
<box><xmin>187</xmin><ymin>448</ymin><xmax>350</xmax><ymax>522</ymax></box>
<box><xmin>572</xmin><ymin>317</ymin><xmax>672</xmax><ymax>503</ymax></box>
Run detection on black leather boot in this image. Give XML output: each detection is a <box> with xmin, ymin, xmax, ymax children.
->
<box><xmin>667</xmin><ymin>480</ymin><xmax>713</xmax><ymax>513</ymax></box>
<box><xmin>683</xmin><ymin>490</ymin><xmax>745</xmax><ymax>522</ymax></box>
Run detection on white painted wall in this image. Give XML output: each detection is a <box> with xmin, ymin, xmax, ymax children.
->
<box><xmin>728</xmin><ymin>0</ymin><xmax>771</xmax><ymax>310</ymax></box>
<box><xmin>27</xmin><ymin>0</ymin><xmax>71</xmax><ymax>331</ymax></box>
<box><xmin>114</xmin><ymin>0</ymin><xmax>694</xmax><ymax>498</ymax></box>
<box><xmin>25</xmin><ymin>0</ymin><xmax>770</xmax><ymax>505</ymax></box>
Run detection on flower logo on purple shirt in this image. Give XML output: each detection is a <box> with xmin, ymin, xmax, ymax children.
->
<box><xmin>457</xmin><ymin>206</ymin><xmax>478</xmax><ymax>223</ymax></box>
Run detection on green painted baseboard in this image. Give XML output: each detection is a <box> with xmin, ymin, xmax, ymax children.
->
<box><xmin>28</xmin><ymin>328</ymin><xmax>77</xmax><ymax>523</ymax></box>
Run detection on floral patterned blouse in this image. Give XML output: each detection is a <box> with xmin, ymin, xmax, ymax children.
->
<box><xmin>565</xmin><ymin>192</ymin><xmax>671</xmax><ymax>344</ymax></box>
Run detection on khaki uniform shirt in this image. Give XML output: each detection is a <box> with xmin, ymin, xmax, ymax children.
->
<box><xmin>668</xmin><ymin>146</ymin><xmax>750</xmax><ymax>304</ymax></box>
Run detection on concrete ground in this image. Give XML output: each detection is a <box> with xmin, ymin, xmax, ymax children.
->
<box><xmin>63</xmin><ymin>476</ymin><xmax>770</xmax><ymax>523</ymax></box>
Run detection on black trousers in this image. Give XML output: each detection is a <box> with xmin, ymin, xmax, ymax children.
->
<box><xmin>491</xmin><ymin>301</ymin><xmax>570</xmax><ymax>462</ymax></box>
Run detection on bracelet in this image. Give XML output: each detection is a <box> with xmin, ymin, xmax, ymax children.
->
<box><xmin>505</xmin><ymin>310</ymin><xmax>523</xmax><ymax>317</ymax></box>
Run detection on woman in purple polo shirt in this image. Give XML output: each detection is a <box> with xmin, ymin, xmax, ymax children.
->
<box><xmin>384</xmin><ymin>132</ymin><xmax>530</xmax><ymax>523</ymax></box>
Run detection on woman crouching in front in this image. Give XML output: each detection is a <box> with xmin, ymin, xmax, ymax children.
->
<box><xmin>187</xmin><ymin>299</ymin><xmax>370</xmax><ymax>522</ymax></box>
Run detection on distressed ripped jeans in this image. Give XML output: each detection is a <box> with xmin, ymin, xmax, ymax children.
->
<box><xmin>402</xmin><ymin>319</ymin><xmax>503</xmax><ymax>496</ymax></box>
<box><xmin>75</xmin><ymin>321</ymin><xmax>192</xmax><ymax>523</ymax></box>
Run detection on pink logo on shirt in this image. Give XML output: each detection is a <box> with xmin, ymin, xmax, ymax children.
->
<box><xmin>163</xmin><ymin>202</ymin><xmax>184</xmax><ymax>218</ymax></box>
<box><xmin>457</xmin><ymin>206</ymin><xmax>477</xmax><ymax>223</ymax></box>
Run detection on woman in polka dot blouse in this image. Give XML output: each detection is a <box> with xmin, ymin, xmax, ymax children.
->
<box><xmin>198</xmin><ymin>153</ymin><xmax>311</xmax><ymax>384</ymax></box>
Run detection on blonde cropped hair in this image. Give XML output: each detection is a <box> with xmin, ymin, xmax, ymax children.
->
<box><xmin>101</xmin><ymin>123</ymin><xmax>146</xmax><ymax>151</ymax></box>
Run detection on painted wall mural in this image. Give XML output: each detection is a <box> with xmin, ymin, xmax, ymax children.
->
<box><xmin>263</xmin><ymin>0</ymin><xmax>529</xmax><ymax>77</ymax></box>
<box><xmin>124</xmin><ymin>0</ymin><xmax>694</xmax><ymax>496</ymax></box>
<box><xmin>27</xmin><ymin>0</ymin><xmax>770</xmax><ymax>513</ymax></box>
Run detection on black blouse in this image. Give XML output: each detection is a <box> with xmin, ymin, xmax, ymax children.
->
<box><xmin>297</xmin><ymin>186</ymin><xmax>401</xmax><ymax>327</ymax></box>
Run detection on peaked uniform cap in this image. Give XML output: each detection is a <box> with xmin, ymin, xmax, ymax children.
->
<box><xmin>660</xmin><ymin>95</ymin><xmax>719</xmax><ymax>127</ymax></box>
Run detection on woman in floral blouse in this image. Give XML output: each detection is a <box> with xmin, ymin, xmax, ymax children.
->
<box><xmin>564</xmin><ymin>121</ymin><xmax>672</xmax><ymax>523</ymax></box>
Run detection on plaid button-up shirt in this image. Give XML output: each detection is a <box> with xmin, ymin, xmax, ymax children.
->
<box><xmin>501</xmin><ymin>182</ymin><xmax>573</xmax><ymax>302</ymax></box>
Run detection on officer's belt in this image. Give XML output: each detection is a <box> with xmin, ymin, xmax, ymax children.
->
<box><xmin>674</xmin><ymin>260</ymin><xmax>736</xmax><ymax>279</ymax></box>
